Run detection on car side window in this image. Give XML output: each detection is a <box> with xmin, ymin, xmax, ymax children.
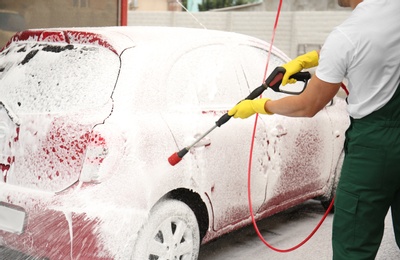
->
<box><xmin>166</xmin><ymin>44</ymin><xmax>245</xmax><ymax>110</ymax></box>
<box><xmin>238</xmin><ymin>45</ymin><xmax>307</xmax><ymax>95</ymax></box>
<box><xmin>235</xmin><ymin>45</ymin><xmax>285</xmax><ymax>93</ymax></box>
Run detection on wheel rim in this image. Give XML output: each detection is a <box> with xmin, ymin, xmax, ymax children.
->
<box><xmin>147</xmin><ymin>216</ymin><xmax>194</xmax><ymax>260</ymax></box>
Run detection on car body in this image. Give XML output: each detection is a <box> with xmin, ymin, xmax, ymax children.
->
<box><xmin>0</xmin><ymin>10</ymin><xmax>26</xmax><ymax>49</ymax></box>
<box><xmin>0</xmin><ymin>26</ymin><xmax>349</xmax><ymax>259</ymax></box>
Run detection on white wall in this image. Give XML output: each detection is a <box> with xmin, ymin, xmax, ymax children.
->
<box><xmin>128</xmin><ymin>11</ymin><xmax>351</xmax><ymax>58</ymax></box>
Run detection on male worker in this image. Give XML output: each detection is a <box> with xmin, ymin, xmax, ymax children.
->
<box><xmin>228</xmin><ymin>0</ymin><xmax>400</xmax><ymax>259</ymax></box>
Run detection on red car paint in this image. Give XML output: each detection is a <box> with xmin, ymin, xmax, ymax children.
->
<box><xmin>1</xmin><ymin>30</ymin><xmax>118</xmax><ymax>54</ymax></box>
<box><xmin>0</xmin><ymin>203</ymin><xmax>112</xmax><ymax>259</ymax></box>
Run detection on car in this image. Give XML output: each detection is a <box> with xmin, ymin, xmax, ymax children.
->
<box><xmin>0</xmin><ymin>10</ymin><xmax>26</xmax><ymax>49</ymax></box>
<box><xmin>0</xmin><ymin>26</ymin><xmax>349</xmax><ymax>259</ymax></box>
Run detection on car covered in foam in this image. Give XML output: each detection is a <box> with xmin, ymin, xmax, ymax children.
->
<box><xmin>0</xmin><ymin>26</ymin><xmax>349</xmax><ymax>259</ymax></box>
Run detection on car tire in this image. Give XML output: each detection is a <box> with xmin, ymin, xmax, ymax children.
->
<box><xmin>321</xmin><ymin>200</ymin><xmax>335</xmax><ymax>213</ymax></box>
<box><xmin>132</xmin><ymin>199</ymin><xmax>200</xmax><ymax>260</ymax></box>
<box><xmin>321</xmin><ymin>150</ymin><xmax>344</xmax><ymax>214</ymax></box>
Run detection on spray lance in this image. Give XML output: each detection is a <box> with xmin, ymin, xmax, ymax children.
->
<box><xmin>168</xmin><ymin>66</ymin><xmax>311</xmax><ymax>166</ymax></box>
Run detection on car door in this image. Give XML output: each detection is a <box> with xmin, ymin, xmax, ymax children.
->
<box><xmin>164</xmin><ymin>42</ymin><xmax>270</xmax><ymax>231</ymax></box>
<box><xmin>237</xmin><ymin>44</ymin><xmax>336</xmax><ymax>212</ymax></box>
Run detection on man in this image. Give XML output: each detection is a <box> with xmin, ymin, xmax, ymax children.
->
<box><xmin>228</xmin><ymin>0</ymin><xmax>400</xmax><ymax>259</ymax></box>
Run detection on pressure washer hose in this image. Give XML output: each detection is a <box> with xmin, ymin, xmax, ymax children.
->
<box><xmin>247</xmin><ymin>112</ymin><xmax>335</xmax><ymax>252</ymax></box>
<box><xmin>247</xmin><ymin>0</ymin><xmax>334</xmax><ymax>252</ymax></box>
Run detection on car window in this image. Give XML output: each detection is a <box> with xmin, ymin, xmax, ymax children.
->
<box><xmin>0</xmin><ymin>42</ymin><xmax>119</xmax><ymax>114</ymax></box>
<box><xmin>238</xmin><ymin>45</ymin><xmax>307</xmax><ymax>95</ymax></box>
<box><xmin>166</xmin><ymin>44</ymin><xmax>245</xmax><ymax>109</ymax></box>
<box><xmin>235</xmin><ymin>45</ymin><xmax>284</xmax><ymax>90</ymax></box>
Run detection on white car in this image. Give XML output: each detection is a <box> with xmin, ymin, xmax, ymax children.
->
<box><xmin>0</xmin><ymin>26</ymin><xmax>349</xmax><ymax>259</ymax></box>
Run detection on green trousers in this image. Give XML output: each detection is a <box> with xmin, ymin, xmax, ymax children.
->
<box><xmin>333</xmin><ymin>86</ymin><xmax>400</xmax><ymax>259</ymax></box>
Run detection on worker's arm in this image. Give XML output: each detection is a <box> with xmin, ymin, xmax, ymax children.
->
<box><xmin>228</xmin><ymin>51</ymin><xmax>340</xmax><ymax>119</ymax></box>
<box><xmin>228</xmin><ymin>74</ymin><xmax>341</xmax><ymax>118</ymax></box>
<box><xmin>265</xmin><ymin>74</ymin><xmax>341</xmax><ymax>117</ymax></box>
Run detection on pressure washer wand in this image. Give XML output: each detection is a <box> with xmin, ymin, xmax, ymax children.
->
<box><xmin>168</xmin><ymin>67</ymin><xmax>311</xmax><ymax>166</ymax></box>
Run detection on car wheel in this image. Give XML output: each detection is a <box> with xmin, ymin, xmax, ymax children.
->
<box><xmin>321</xmin><ymin>150</ymin><xmax>344</xmax><ymax>214</ymax></box>
<box><xmin>132</xmin><ymin>199</ymin><xmax>200</xmax><ymax>260</ymax></box>
<box><xmin>321</xmin><ymin>199</ymin><xmax>335</xmax><ymax>213</ymax></box>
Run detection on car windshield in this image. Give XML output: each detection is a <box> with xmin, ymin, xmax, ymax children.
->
<box><xmin>0</xmin><ymin>11</ymin><xmax>25</xmax><ymax>32</ymax></box>
<box><xmin>0</xmin><ymin>42</ymin><xmax>119</xmax><ymax>114</ymax></box>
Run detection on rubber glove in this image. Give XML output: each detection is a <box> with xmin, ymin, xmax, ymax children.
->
<box><xmin>228</xmin><ymin>98</ymin><xmax>273</xmax><ymax>119</ymax></box>
<box><xmin>282</xmin><ymin>50</ymin><xmax>319</xmax><ymax>86</ymax></box>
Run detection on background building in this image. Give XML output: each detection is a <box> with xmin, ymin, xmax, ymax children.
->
<box><xmin>129</xmin><ymin>0</ymin><xmax>345</xmax><ymax>11</ymax></box>
<box><xmin>0</xmin><ymin>0</ymin><xmax>127</xmax><ymax>48</ymax></box>
<box><xmin>0</xmin><ymin>0</ymin><xmax>122</xmax><ymax>29</ymax></box>
<box><xmin>128</xmin><ymin>10</ymin><xmax>351</xmax><ymax>59</ymax></box>
<box><xmin>130</xmin><ymin>0</ymin><xmax>182</xmax><ymax>11</ymax></box>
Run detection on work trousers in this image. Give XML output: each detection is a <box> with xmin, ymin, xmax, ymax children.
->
<box><xmin>332</xmin><ymin>86</ymin><xmax>400</xmax><ymax>259</ymax></box>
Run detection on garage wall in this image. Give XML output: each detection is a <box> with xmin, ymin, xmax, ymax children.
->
<box><xmin>128</xmin><ymin>11</ymin><xmax>350</xmax><ymax>58</ymax></box>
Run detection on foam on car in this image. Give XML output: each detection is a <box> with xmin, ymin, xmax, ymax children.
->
<box><xmin>1</xmin><ymin>29</ymin><xmax>120</xmax><ymax>54</ymax></box>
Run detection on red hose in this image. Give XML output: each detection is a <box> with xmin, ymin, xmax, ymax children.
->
<box><xmin>247</xmin><ymin>0</ymin><xmax>334</xmax><ymax>252</ymax></box>
<box><xmin>247</xmin><ymin>128</ymin><xmax>335</xmax><ymax>252</ymax></box>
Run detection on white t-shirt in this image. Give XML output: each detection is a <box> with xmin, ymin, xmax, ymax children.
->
<box><xmin>316</xmin><ymin>0</ymin><xmax>400</xmax><ymax>119</ymax></box>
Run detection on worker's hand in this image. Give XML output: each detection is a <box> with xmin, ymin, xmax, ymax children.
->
<box><xmin>282</xmin><ymin>50</ymin><xmax>319</xmax><ymax>86</ymax></box>
<box><xmin>228</xmin><ymin>98</ymin><xmax>273</xmax><ymax>119</ymax></box>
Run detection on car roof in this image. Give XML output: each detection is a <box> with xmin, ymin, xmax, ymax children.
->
<box><xmin>1</xmin><ymin>26</ymin><xmax>289</xmax><ymax>60</ymax></box>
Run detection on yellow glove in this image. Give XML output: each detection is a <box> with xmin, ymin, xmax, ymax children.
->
<box><xmin>282</xmin><ymin>50</ymin><xmax>319</xmax><ymax>86</ymax></box>
<box><xmin>228</xmin><ymin>98</ymin><xmax>273</xmax><ymax>119</ymax></box>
